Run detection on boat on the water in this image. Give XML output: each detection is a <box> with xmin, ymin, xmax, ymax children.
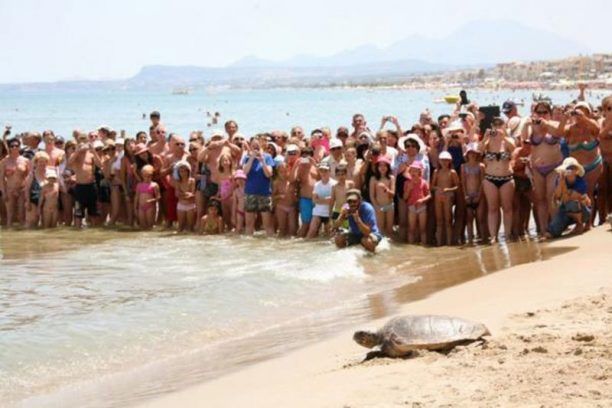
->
<box><xmin>443</xmin><ymin>95</ymin><xmax>460</xmax><ymax>104</ymax></box>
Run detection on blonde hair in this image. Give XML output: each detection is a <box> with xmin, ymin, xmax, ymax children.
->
<box><xmin>141</xmin><ymin>164</ymin><xmax>154</xmax><ymax>176</ymax></box>
<box><xmin>34</xmin><ymin>151</ymin><xmax>50</xmax><ymax>164</ymax></box>
<box><xmin>217</xmin><ymin>153</ymin><xmax>234</xmax><ymax>173</ymax></box>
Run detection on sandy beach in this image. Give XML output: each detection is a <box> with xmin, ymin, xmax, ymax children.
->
<box><xmin>143</xmin><ymin>226</ymin><xmax>612</xmax><ymax>408</ymax></box>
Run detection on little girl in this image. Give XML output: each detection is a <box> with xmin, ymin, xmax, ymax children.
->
<box><xmin>369</xmin><ymin>156</ymin><xmax>395</xmax><ymax>237</ymax></box>
<box><xmin>200</xmin><ymin>199</ymin><xmax>224</xmax><ymax>235</ymax></box>
<box><xmin>432</xmin><ymin>151</ymin><xmax>459</xmax><ymax>246</ymax></box>
<box><xmin>232</xmin><ymin>170</ymin><xmax>247</xmax><ymax>233</ymax></box>
<box><xmin>216</xmin><ymin>153</ymin><xmax>234</xmax><ymax>230</ymax></box>
<box><xmin>402</xmin><ymin>161</ymin><xmax>431</xmax><ymax>244</ymax></box>
<box><xmin>134</xmin><ymin>165</ymin><xmax>160</xmax><ymax>230</ymax></box>
<box><xmin>174</xmin><ymin>161</ymin><xmax>196</xmax><ymax>232</ymax></box>
<box><xmin>39</xmin><ymin>168</ymin><xmax>59</xmax><ymax>228</ymax></box>
<box><xmin>461</xmin><ymin>143</ymin><xmax>485</xmax><ymax>243</ymax></box>
<box><xmin>273</xmin><ymin>163</ymin><xmax>298</xmax><ymax>237</ymax></box>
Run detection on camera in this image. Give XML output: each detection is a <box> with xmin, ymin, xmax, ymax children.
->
<box><xmin>533</xmin><ymin>118</ymin><xmax>542</xmax><ymax>125</ymax></box>
<box><xmin>490</xmin><ymin>130</ymin><xmax>497</xmax><ymax>137</ymax></box>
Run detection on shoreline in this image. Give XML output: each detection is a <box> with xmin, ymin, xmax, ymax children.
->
<box><xmin>142</xmin><ymin>226</ymin><xmax>612</xmax><ymax>407</ymax></box>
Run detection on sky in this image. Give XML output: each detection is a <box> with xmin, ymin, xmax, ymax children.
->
<box><xmin>0</xmin><ymin>0</ymin><xmax>610</xmax><ymax>83</ymax></box>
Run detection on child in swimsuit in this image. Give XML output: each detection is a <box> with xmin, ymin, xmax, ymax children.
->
<box><xmin>173</xmin><ymin>161</ymin><xmax>196</xmax><ymax>232</ymax></box>
<box><xmin>216</xmin><ymin>154</ymin><xmax>234</xmax><ymax>230</ymax></box>
<box><xmin>330</xmin><ymin>163</ymin><xmax>354</xmax><ymax>231</ymax></box>
<box><xmin>403</xmin><ymin>161</ymin><xmax>431</xmax><ymax>244</ymax></box>
<box><xmin>200</xmin><ymin>199</ymin><xmax>224</xmax><ymax>235</ymax></box>
<box><xmin>306</xmin><ymin>163</ymin><xmax>336</xmax><ymax>239</ymax></box>
<box><xmin>432</xmin><ymin>151</ymin><xmax>459</xmax><ymax>246</ymax></box>
<box><xmin>39</xmin><ymin>168</ymin><xmax>59</xmax><ymax>228</ymax></box>
<box><xmin>134</xmin><ymin>165</ymin><xmax>160</xmax><ymax>230</ymax></box>
<box><xmin>232</xmin><ymin>170</ymin><xmax>246</xmax><ymax>233</ymax></box>
<box><xmin>461</xmin><ymin>143</ymin><xmax>485</xmax><ymax>243</ymax></box>
<box><xmin>368</xmin><ymin>156</ymin><xmax>395</xmax><ymax>237</ymax></box>
<box><xmin>273</xmin><ymin>163</ymin><xmax>297</xmax><ymax>237</ymax></box>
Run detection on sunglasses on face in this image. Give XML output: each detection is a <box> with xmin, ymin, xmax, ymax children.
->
<box><xmin>347</xmin><ymin>199</ymin><xmax>358</xmax><ymax>204</ymax></box>
<box><xmin>535</xmin><ymin>110</ymin><xmax>550</xmax><ymax>115</ymax></box>
<box><xmin>330</xmin><ymin>147</ymin><xmax>342</xmax><ymax>151</ymax></box>
<box><xmin>189</xmin><ymin>138</ymin><xmax>198</xmax><ymax>142</ymax></box>
<box><xmin>287</xmin><ymin>151</ymin><xmax>298</xmax><ymax>156</ymax></box>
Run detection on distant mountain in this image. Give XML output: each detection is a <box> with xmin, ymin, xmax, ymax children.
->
<box><xmin>230</xmin><ymin>20</ymin><xmax>590</xmax><ymax>68</ymax></box>
<box><xmin>0</xmin><ymin>19</ymin><xmax>591</xmax><ymax>91</ymax></box>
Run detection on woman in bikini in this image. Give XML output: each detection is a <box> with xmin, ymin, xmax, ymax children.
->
<box><xmin>554</xmin><ymin>102</ymin><xmax>602</xmax><ymax>227</ymax></box>
<box><xmin>273</xmin><ymin>162</ymin><xmax>297</xmax><ymax>237</ymax></box>
<box><xmin>521</xmin><ymin>101</ymin><xmax>562</xmax><ymax>236</ymax></box>
<box><xmin>0</xmin><ymin>138</ymin><xmax>31</xmax><ymax>227</ymax></box>
<box><xmin>482</xmin><ymin>118</ymin><xmax>516</xmax><ymax>243</ymax></box>
<box><xmin>369</xmin><ymin>156</ymin><xmax>395</xmax><ymax>237</ymax></box>
<box><xmin>134</xmin><ymin>165</ymin><xmax>160</xmax><ymax>230</ymax></box>
<box><xmin>24</xmin><ymin>151</ymin><xmax>50</xmax><ymax>228</ymax></box>
<box><xmin>173</xmin><ymin>161</ymin><xmax>196</xmax><ymax>232</ymax></box>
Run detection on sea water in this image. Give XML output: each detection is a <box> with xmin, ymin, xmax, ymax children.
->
<box><xmin>0</xmin><ymin>87</ymin><xmax>583</xmax><ymax>407</ymax></box>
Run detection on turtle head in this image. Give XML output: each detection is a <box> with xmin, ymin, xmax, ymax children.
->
<box><xmin>353</xmin><ymin>330</ymin><xmax>381</xmax><ymax>348</ymax></box>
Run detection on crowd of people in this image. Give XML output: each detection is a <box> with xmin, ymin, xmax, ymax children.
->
<box><xmin>1</xmin><ymin>89</ymin><xmax>611</xmax><ymax>252</ymax></box>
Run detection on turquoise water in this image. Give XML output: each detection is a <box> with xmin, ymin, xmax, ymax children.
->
<box><xmin>0</xmin><ymin>88</ymin><xmax>584</xmax><ymax>138</ymax></box>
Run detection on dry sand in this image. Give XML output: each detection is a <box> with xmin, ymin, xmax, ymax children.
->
<box><xmin>143</xmin><ymin>227</ymin><xmax>612</xmax><ymax>408</ymax></box>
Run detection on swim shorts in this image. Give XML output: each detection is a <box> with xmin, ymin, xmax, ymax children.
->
<box><xmin>299</xmin><ymin>197</ymin><xmax>314</xmax><ymax>224</ymax></box>
<box><xmin>74</xmin><ymin>183</ymin><xmax>99</xmax><ymax>218</ymax></box>
<box><xmin>245</xmin><ymin>194</ymin><xmax>272</xmax><ymax>213</ymax></box>
<box><xmin>340</xmin><ymin>230</ymin><xmax>381</xmax><ymax>247</ymax></box>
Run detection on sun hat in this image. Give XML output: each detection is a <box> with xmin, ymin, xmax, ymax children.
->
<box><xmin>439</xmin><ymin>151</ymin><xmax>452</xmax><ymax>161</ymax></box>
<box><xmin>318</xmin><ymin>162</ymin><xmax>331</xmax><ymax>171</ymax></box>
<box><xmin>556</xmin><ymin>157</ymin><xmax>585</xmax><ymax>177</ymax></box>
<box><xmin>358</xmin><ymin>131</ymin><xmax>374</xmax><ymax>144</ymax></box>
<box><xmin>443</xmin><ymin>121</ymin><xmax>465</xmax><ymax>137</ymax></box>
<box><xmin>92</xmin><ymin>140</ymin><xmax>104</xmax><ymax>150</ymax></box>
<box><xmin>175</xmin><ymin>160</ymin><xmax>191</xmax><ymax>171</ymax></box>
<box><xmin>398</xmin><ymin>133</ymin><xmax>426</xmax><ymax>153</ymax></box>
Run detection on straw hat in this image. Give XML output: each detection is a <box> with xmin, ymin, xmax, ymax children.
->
<box><xmin>556</xmin><ymin>157</ymin><xmax>585</xmax><ymax>177</ymax></box>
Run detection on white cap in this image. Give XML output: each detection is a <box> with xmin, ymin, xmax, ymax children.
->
<box><xmin>210</xmin><ymin>130</ymin><xmax>225</xmax><ymax>140</ymax></box>
<box><xmin>286</xmin><ymin>144</ymin><xmax>299</xmax><ymax>153</ymax></box>
<box><xmin>115</xmin><ymin>138</ymin><xmax>125</xmax><ymax>145</ymax></box>
<box><xmin>92</xmin><ymin>140</ymin><xmax>104</xmax><ymax>149</ymax></box>
<box><xmin>329</xmin><ymin>138</ymin><xmax>343</xmax><ymax>149</ymax></box>
<box><xmin>439</xmin><ymin>151</ymin><xmax>452</xmax><ymax>161</ymax></box>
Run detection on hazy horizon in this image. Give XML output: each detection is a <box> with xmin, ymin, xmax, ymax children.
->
<box><xmin>1</xmin><ymin>0</ymin><xmax>610</xmax><ymax>83</ymax></box>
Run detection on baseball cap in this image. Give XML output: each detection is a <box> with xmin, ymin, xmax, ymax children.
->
<box><xmin>329</xmin><ymin>138</ymin><xmax>343</xmax><ymax>149</ymax></box>
<box><xmin>502</xmin><ymin>100</ymin><xmax>516</xmax><ymax>113</ymax></box>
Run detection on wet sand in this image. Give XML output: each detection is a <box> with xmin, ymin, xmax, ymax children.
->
<box><xmin>143</xmin><ymin>226</ymin><xmax>612</xmax><ymax>408</ymax></box>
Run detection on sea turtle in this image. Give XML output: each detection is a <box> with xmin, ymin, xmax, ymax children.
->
<box><xmin>353</xmin><ymin>315</ymin><xmax>490</xmax><ymax>358</ymax></box>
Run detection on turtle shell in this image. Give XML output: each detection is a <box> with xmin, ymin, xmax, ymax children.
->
<box><xmin>380</xmin><ymin>315</ymin><xmax>490</xmax><ymax>352</ymax></box>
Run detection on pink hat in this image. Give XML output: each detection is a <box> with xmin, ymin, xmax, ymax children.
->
<box><xmin>376</xmin><ymin>155</ymin><xmax>392</xmax><ymax>166</ymax></box>
<box><xmin>234</xmin><ymin>170</ymin><xmax>247</xmax><ymax>180</ymax></box>
<box><xmin>409</xmin><ymin>160</ymin><xmax>424</xmax><ymax>171</ymax></box>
